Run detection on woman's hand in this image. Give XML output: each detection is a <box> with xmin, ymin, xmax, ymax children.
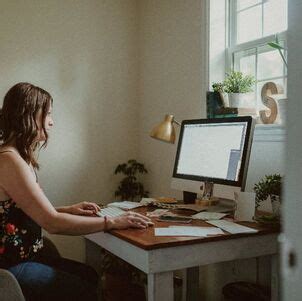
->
<box><xmin>108</xmin><ymin>211</ymin><xmax>154</xmax><ymax>230</ymax></box>
<box><xmin>69</xmin><ymin>201</ymin><xmax>101</xmax><ymax>216</ymax></box>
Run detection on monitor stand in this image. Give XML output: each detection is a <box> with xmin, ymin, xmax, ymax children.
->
<box><xmin>196</xmin><ymin>181</ymin><xmax>236</xmax><ymax>213</ymax></box>
<box><xmin>182</xmin><ymin>182</ymin><xmax>236</xmax><ymax>213</ymax></box>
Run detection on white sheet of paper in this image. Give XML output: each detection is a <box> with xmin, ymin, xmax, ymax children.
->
<box><xmin>169</xmin><ymin>226</ymin><xmax>224</xmax><ymax>236</ymax></box>
<box><xmin>154</xmin><ymin>226</ymin><xmax>224</xmax><ymax>237</ymax></box>
<box><xmin>206</xmin><ymin>220</ymin><xmax>258</xmax><ymax>234</ymax></box>
<box><xmin>191</xmin><ymin>212</ymin><xmax>227</xmax><ymax>220</ymax></box>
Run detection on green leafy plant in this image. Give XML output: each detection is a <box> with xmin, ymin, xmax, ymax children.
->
<box><xmin>254</xmin><ymin>174</ymin><xmax>282</xmax><ymax>208</ymax></box>
<box><xmin>212</xmin><ymin>82</ymin><xmax>224</xmax><ymax>93</ymax></box>
<box><xmin>268</xmin><ymin>34</ymin><xmax>287</xmax><ymax>68</ymax></box>
<box><xmin>223</xmin><ymin>71</ymin><xmax>255</xmax><ymax>93</ymax></box>
<box><xmin>114</xmin><ymin>159</ymin><xmax>149</xmax><ymax>201</ymax></box>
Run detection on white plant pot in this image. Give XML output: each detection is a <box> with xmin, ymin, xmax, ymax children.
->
<box><xmin>270</xmin><ymin>195</ymin><xmax>281</xmax><ymax>217</ymax></box>
<box><xmin>276</xmin><ymin>98</ymin><xmax>287</xmax><ymax>125</ymax></box>
<box><xmin>228</xmin><ymin>93</ymin><xmax>254</xmax><ymax>108</ymax></box>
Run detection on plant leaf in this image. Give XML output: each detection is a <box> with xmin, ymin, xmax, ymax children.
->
<box><xmin>268</xmin><ymin>42</ymin><xmax>284</xmax><ymax>50</ymax></box>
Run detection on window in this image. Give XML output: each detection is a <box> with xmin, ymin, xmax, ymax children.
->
<box><xmin>227</xmin><ymin>0</ymin><xmax>288</xmax><ymax>110</ymax></box>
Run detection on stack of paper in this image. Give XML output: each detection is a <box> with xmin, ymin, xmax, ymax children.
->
<box><xmin>154</xmin><ymin>226</ymin><xmax>224</xmax><ymax>237</ymax></box>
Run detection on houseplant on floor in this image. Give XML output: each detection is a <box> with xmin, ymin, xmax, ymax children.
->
<box><xmin>114</xmin><ymin>159</ymin><xmax>149</xmax><ymax>201</ymax></box>
<box><xmin>254</xmin><ymin>174</ymin><xmax>282</xmax><ymax>222</ymax></box>
<box><xmin>100</xmin><ymin>159</ymin><xmax>149</xmax><ymax>300</ymax></box>
<box><xmin>223</xmin><ymin>71</ymin><xmax>255</xmax><ymax>109</ymax></box>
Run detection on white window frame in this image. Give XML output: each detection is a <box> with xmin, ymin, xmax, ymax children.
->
<box><xmin>226</xmin><ymin>0</ymin><xmax>288</xmax><ymax>108</ymax></box>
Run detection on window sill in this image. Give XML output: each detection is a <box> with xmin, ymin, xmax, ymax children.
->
<box><xmin>254</xmin><ymin>124</ymin><xmax>286</xmax><ymax>142</ymax></box>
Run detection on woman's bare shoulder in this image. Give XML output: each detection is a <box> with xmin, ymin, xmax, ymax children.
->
<box><xmin>0</xmin><ymin>149</ymin><xmax>27</xmax><ymax>174</ymax></box>
<box><xmin>0</xmin><ymin>147</ymin><xmax>21</xmax><ymax>160</ymax></box>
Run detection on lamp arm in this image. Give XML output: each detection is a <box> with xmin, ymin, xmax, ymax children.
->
<box><xmin>173</xmin><ymin>119</ymin><xmax>181</xmax><ymax>126</ymax></box>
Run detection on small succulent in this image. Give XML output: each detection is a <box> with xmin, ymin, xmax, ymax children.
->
<box><xmin>212</xmin><ymin>82</ymin><xmax>224</xmax><ymax>93</ymax></box>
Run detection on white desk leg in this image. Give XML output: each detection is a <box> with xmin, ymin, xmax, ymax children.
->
<box><xmin>271</xmin><ymin>254</ymin><xmax>279</xmax><ymax>301</ymax></box>
<box><xmin>147</xmin><ymin>272</ymin><xmax>174</xmax><ymax>301</ymax></box>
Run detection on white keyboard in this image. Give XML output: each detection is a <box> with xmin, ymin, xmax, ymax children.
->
<box><xmin>206</xmin><ymin>220</ymin><xmax>258</xmax><ymax>234</ymax></box>
<box><xmin>96</xmin><ymin>207</ymin><xmax>125</xmax><ymax>218</ymax></box>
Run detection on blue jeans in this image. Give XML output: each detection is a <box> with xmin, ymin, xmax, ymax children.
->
<box><xmin>8</xmin><ymin>256</ymin><xmax>98</xmax><ymax>301</ymax></box>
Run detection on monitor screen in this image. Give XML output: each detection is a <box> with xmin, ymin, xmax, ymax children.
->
<box><xmin>172</xmin><ymin>116</ymin><xmax>254</xmax><ymax>188</ymax></box>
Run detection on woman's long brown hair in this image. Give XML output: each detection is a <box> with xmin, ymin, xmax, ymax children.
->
<box><xmin>0</xmin><ymin>82</ymin><xmax>53</xmax><ymax>169</ymax></box>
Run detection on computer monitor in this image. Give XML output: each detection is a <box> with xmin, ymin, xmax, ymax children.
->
<box><xmin>171</xmin><ymin>116</ymin><xmax>255</xmax><ymax>201</ymax></box>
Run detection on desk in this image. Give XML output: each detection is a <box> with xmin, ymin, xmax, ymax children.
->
<box><xmin>85</xmin><ymin>208</ymin><xmax>279</xmax><ymax>301</ymax></box>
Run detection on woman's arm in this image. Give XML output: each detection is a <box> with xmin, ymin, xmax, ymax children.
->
<box><xmin>0</xmin><ymin>152</ymin><xmax>152</xmax><ymax>235</ymax></box>
<box><xmin>56</xmin><ymin>201</ymin><xmax>101</xmax><ymax>216</ymax></box>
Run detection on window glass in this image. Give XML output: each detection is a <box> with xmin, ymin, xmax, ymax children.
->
<box><xmin>237</xmin><ymin>0</ymin><xmax>261</xmax><ymax>11</ymax></box>
<box><xmin>225</xmin><ymin>0</ymin><xmax>288</xmax><ymax>112</ymax></box>
<box><xmin>234</xmin><ymin>48</ymin><xmax>256</xmax><ymax>78</ymax></box>
<box><xmin>263</xmin><ymin>0</ymin><xmax>288</xmax><ymax>37</ymax></box>
<box><xmin>237</xmin><ymin>5</ymin><xmax>262</xmax><ymax>44</ymax></box>
<box><xmin>258</xmin><ymin>47</ymin><xmax>284</xmax><ymax>80</ymax></box>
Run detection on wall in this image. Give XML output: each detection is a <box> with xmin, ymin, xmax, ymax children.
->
<box><xmin>137</xmin><ymin>0</ymin><xmax>206</xmax><ymax>200</ymax></box>
<box><xmin>0</xmin><ymin>0</ymin><xmax>139</xmax><ymax>262</ymax></box>
<box><xmin>209</xmin><ymin>0</ymin><xmax>227</xmax><ymax>85</ymax></box>
<box><xmin>282</xmin><ymin>0</ymin><xmax>302</xmax><ymax>299</ymax></box>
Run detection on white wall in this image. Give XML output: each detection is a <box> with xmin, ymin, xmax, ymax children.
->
<box><xmin>0</xmin><ymin>0</ymin><xmax>139</xmax><ymax>261</ymax></box>
<box><xmin>137</xmin><ymin>0</ymin><xmax>206</xmax><ymax>200</ymax></box>
<box><xmin>282</xmin><ymin>0</ymin><xmax>302</xmax><ymax>299</ymax></box>
<box><xmin>209</xmin><ymin>0</ymin><xmax>227</xmax><ymax>85</ymax></box>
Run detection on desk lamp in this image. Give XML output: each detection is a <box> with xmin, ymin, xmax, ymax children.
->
<box><xmin>150</xmin><ymin>114</ymin><xmax>197</xmax><ymax>203</ymax></box>
<box><xmin>150</xmin><ymin>114</ymin><xmax>181</xmax><ymax>144</ymax></box>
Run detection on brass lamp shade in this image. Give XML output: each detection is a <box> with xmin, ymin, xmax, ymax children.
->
<box><xmin>150</xmin><ymin>114</ymin><xmax>177</xmax><ymax>144</ymax></box>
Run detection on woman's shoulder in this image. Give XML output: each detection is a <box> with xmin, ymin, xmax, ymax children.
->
<box><xmin>0</xmin><ymin>147</ymin><xmax>21</xmax><ymax>161</ymax></box>
<box><xmin>0</xmin><ymin>146</ymin><xmax>19</xmax><ymax>154</ymax></box>
<box><xmin>0</xmin><ymin>147</ymin><xmax>26</xmax><ymax>173</ymax></box>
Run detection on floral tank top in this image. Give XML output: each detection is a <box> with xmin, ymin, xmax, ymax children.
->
<box><xmin>0</xmin><ymin>151</ymin><xmax>43</xmax><ymax>268</ymax></box>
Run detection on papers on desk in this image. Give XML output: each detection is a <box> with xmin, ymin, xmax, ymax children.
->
<box><xmin>206</xmin><ymin>220</ymin><xmax>258</xmax><ymax>234</ymax></box>
<box><xmin>154</xmin><ymin>226</ymin><xmax>224</xmax><ymax>237</ymax></box>
<box><xmin>108</xmin><ymin>201</ymin><xmax>143</xmax><ymax>210</ymax></box>
<box><xmin>191</xmin><ymin>212</ymin><xmax>227</xmax><ymax>220</ymax></box>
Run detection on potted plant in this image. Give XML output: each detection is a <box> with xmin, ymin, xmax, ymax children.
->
<box><xmin>114</xmin><ymin>159</ymin><xmax>149</xmax><ymax>201</ymax></box>
<box><xmin>99</xmin><ymin>160</ymin><xmax>149</xmax><ymax>300</ymax></box>
<box><xmin>223</xmin><ymin>71</ymin><xmax>255</xmax><ymax>108</ymax></box>
<box><xmin>253</xmin><ymin>174</ymin><xmax>282</xmax><ymax>217</ymax></box>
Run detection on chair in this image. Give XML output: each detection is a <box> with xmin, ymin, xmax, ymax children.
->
<box><xmin>0</xmin><ymin>237</ymin><xmax>61</xmax><ymax>301</ymax></box>
<box><xmin>0</xmin><ymin>268</ymin><xmax>25</xmax><ymax>301</ymax></box>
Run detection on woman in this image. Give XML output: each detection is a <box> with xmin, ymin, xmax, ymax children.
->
<box><xmin>0</xmin><ymin>82</ymin><xmax>152</xmax><ymax>301</ymax></box>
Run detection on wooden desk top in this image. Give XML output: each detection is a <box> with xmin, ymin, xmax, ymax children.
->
<box><xmin>108</xmin><ymin>207</ymin><xmax>280</xmax><ymax>250</ymax></box>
